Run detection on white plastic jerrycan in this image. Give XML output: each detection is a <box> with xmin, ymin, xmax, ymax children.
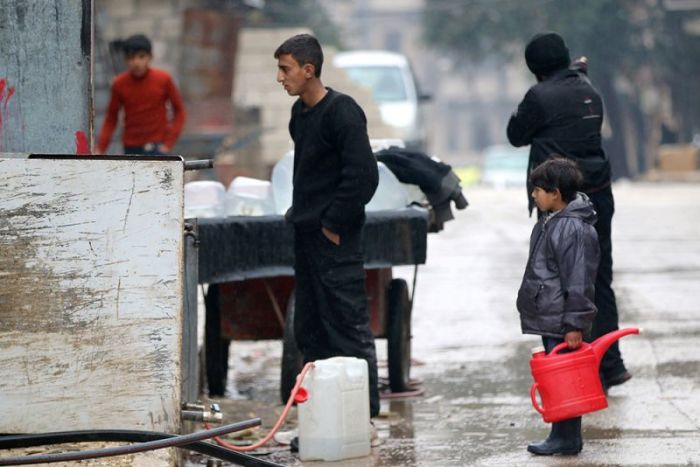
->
<box><xmin>298</xmin><ymin>357</ymin><xmax>370</xmax><ymax>461</ymax></box>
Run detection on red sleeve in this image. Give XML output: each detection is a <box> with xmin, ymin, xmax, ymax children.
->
<box><xmin>97</xmin><ymin>79</ymin><xmax>122</xmax><ymax>153</ymax></box>
<box><xmin>163</xmin><ymin>76</ymin><xmax>186</xmax><ymax>150</ymax></box>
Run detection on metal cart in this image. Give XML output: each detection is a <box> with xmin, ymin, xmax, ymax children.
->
<box><xmin>197</xmin><ymin>207</ymin><xmax>428</xmax><ymax>402</ymax></box>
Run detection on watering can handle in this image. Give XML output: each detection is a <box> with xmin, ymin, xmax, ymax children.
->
<box><xmin>530</xmin><ymin>383</ymin><xmax>545</xmax><ymax>415</ymax></box>
<box><xmin>550</xmin><ymin>341</ymin><xmax>590</xmax><ymax>355</ymax></box>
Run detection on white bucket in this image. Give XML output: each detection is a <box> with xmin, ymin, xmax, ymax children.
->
<box><xmin>298</xmin><ymin>357</ymin><xmax>371</xmax><ymax>461</ymax></box>
<box><xmin>184</xmin><ymin>180</ymin><xmax>225</xmax><ymax>218</ymax></box>
<box><xmin>224</xmin><ymin>176</ymin><xmax>275</xmax><ymax>216</ymax></box>
<box><xmin>366</xmin><ymin>162</ymin><xmax>411</xmax><ymax>211</ymax></box>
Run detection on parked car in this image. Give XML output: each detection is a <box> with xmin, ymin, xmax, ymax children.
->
<box><xmin>333</xmin><ymin>50</ymin><xmax>430</xmax><ymax>151</ymax></box>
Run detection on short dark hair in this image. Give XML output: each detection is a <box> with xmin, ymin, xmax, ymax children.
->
<box><xmin>529</xmin><ymin>157</ymin><xmax>583</xmax><ymax>203</ymax></box>
<box><xmin>124</xmin><ymin>34</ymin><xmax>152</xmax><ymax>55</ymax></box>
<box><xmin>274</xmin><ymin>34</ymin><xmax>323</xmax><ymax>77</ymax></box>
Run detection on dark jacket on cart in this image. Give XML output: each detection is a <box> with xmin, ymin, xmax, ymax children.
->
<box><xmin>376</xmin><ymin>146</ymin><xmax>468</xmax><ymax>232</ymax></box>
<box><xmin>287</xmin><ymin>88</ymin><xmax>378</xmax><ymax>233</ymax></box>
<box><xmin>517</xmin><ymin>193</ymin><xmax>600</xmax><ymax>338</ymax></box>
<box><xmin>507</xmin><ymin>65</ymin><xmax>611</xmax><ymax>214</ymax></box>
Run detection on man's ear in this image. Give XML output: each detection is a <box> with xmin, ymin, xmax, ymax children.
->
<box><xmin>303</xmin><ymin>63</ymin><xmax>315</xmax><ymax>79</ymax></box>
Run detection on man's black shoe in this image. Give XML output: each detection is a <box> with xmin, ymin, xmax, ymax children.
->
<box><xmin>290</xmin><ymin>436</ymin><xmax>298</xmax><ymax>453</ymax></box>
<box><xmin>602</xmin><ymin>371</ymin><xmax>632</xmax><ymax>391</ymax></box>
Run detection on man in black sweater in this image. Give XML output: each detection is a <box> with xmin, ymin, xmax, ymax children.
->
<box><xmin>507</xmin><ymin>32</ymin><xmax>631</xmax><ymax>391</ymax></box>
<box><xmin>275</xmin><ymin>34</ymin><xmax>380</xmax><ymax>418</ymax></box>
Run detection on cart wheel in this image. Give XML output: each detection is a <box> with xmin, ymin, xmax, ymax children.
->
<box><xmin>280</xmin><ymin>290</ymin><xmax>304</xmax><ymax>404</ymax></box>
<box><xmin>387</xmin><ymin>278</ymin><xmax>412</xmax><ymax>393</ymax></box>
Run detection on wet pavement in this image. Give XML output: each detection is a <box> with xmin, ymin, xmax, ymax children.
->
<box><xmin>195</xmin><ymin>182</ymin><xmax>700</xmax><ymax>466</ymax></box>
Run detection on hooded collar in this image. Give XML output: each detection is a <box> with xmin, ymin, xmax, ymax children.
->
<box><xmin>550</xmin><ymin>192</ymin><xmax>598</xmax><ymax>225</ymax></box>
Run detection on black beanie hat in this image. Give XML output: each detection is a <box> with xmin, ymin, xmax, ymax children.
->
<box><xmin>525</xmin><ymin>32</ymin><xmax>570</xmax><ymax>76</ymax></box>
<box><xmin>124</xmin><ymin>34</ymin><xmax>152</xmax><ymax>54</ymax></box>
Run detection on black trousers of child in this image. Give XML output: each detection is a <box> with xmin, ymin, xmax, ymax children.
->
<box><xmin>293</xmin><ymin>226</ymin><xmax>380</xmax><ymax>418</ymax></box>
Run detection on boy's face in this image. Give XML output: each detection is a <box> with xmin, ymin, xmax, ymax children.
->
<box><xmin>126</xmin><ymin>51</ymin><xmax>152</xmax><ymax>78</ymax></box>
<box><xmin>276</xmin><ymin>54</ymin><xmax>314</xmax><ymax>96</ymax></box>
<box><xmin>531</xmin><ymin>186</ymin><xmax>561</xmax><ymax>212</ymax></box>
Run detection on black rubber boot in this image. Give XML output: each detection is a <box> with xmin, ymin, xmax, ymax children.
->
<box><xmin>527</xmin><ymin>417</ymin><xmax>583</xmax><ymax>455</ymax></box>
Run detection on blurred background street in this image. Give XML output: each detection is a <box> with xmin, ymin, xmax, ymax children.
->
<box><xmin>92</xmin><ymin>0</ymin><xmax>700</xmax><ymax>183</ymax></box>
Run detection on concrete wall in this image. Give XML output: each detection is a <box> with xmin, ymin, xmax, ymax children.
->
<box><xmin>0</xmin><ymin>0</ymin><xmax>92</xmax><ymax>154</ymax></box>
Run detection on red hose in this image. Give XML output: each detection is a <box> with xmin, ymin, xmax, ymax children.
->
<box><xmin>206</xmin><ymin>362</ymin><xmax>314</xmax><ymax>452</ymax></box>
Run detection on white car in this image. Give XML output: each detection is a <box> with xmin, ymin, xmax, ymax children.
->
<box><xmin>333</xmin><ymin>50</ymin><xmax>429</xmax><ymax>151</ymax></box>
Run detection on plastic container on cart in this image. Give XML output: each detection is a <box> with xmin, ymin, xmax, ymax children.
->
<box><xmin>272</xmin><ymin>151</ymin><xmax>413</xmax><ymax>214</ymax></box>
<box><xmin>367</xmin><ymin>162</ymin><xmax>410</xmax><ymax>211</ymax></box>
<box><xmin>298</xmin><ymin>357</ymin><xmax>370</xmax><ymax>461</ymax></box>
<box><xmin>184</xmin><ymin>180</ymin><xmax>225</xmax><ymax>218</ymax></box>
<box><xmin>225</xmin><ymin>176</ymin><xmax>275</xmax><ymax>216</ymax></box>
<box><xmin>271</xmin><ymin>150</ymin><xmax>294</xmax><ymax>215</ymax></box>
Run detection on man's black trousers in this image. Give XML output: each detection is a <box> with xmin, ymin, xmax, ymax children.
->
<box><xmin>293</xmin><ymin>226</ymin><xmax>380</xmax><ymax>418</ymax></box>
<box><xmin>587</xmin><ymin>186</ymin><xmax>628</xmax><ymax>379</ymax></box>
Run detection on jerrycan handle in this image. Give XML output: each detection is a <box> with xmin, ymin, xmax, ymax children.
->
<box><xmin>530</xmin><ymin>383</ymin><xmax>544</xmax><ymax>415</ymax></box>
<box><xmin>550</xmin><ymin>341</ymin><xmax>590</xmax><ymax>356</ymax></box>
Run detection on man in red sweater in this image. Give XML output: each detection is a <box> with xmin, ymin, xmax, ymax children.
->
<box><xmin>96</xmin><ymin>34</ymin><xmax>186</xmax><ymax>155</ymax></box>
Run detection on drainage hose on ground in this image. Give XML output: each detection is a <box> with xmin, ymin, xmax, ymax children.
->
<box><xmin>0</xmin><ymin>418</ymin><xmax>280</xmax><ymax>466</ymax></box>
<box><xmin>0</xmin><ymin>428</ymin><xmax>282</xmax><ymax>467</ymax></box>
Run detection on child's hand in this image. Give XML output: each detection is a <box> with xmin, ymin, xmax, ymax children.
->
<box><xmin>564</xmin><ymin>330</ymin><xmax>583</xmax><ymax>349</ymax></box>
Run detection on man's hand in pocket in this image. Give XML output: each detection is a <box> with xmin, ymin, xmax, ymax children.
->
<box><xmin>322</xmin><ymin>226</ymin><xmax>340</xmax><ymax>245</ymax></box>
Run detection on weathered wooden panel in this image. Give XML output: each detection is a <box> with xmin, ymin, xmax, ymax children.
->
<box><xmin>0</xmin><ymin>0</ymin><xmax>92</xmax><ymax>153</ymax></box>
<box><xmin>0</xmin><ymin>157</ymin><xmax>184</xmax><ymax>433</ymax></box>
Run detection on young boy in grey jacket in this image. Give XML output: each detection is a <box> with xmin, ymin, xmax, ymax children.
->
<box><xmin>517</xmin><ymin>157</ymin><xmax>600</xmax><ymax>455</ymax></box>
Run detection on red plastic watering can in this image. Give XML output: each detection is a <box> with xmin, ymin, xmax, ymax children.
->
<box><xmin>529</xmin><ymin>328</ymin><xmax>640</xmax><ymax>423</ymax></box>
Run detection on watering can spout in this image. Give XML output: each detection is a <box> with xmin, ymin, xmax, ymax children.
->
<box><xmin>591</xmin><ymin>328</ymin><xmax>640</xmax><ymax>363</ymax></box>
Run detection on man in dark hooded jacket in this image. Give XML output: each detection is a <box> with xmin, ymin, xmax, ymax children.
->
<box><xmin>508</xmin><ymin>32</ymin><xmax>631</xmax><ymax>390</ymax></box>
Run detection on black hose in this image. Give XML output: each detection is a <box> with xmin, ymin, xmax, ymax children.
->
<box><xmin>0</xmin><ymin>419</ymin><xmax>282</xmax><ymax>466</ymax></box>
<box><xmin>0</xmin><ymin>429</ymin><xmax>282</xmax><ymax>467</ymax></box>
